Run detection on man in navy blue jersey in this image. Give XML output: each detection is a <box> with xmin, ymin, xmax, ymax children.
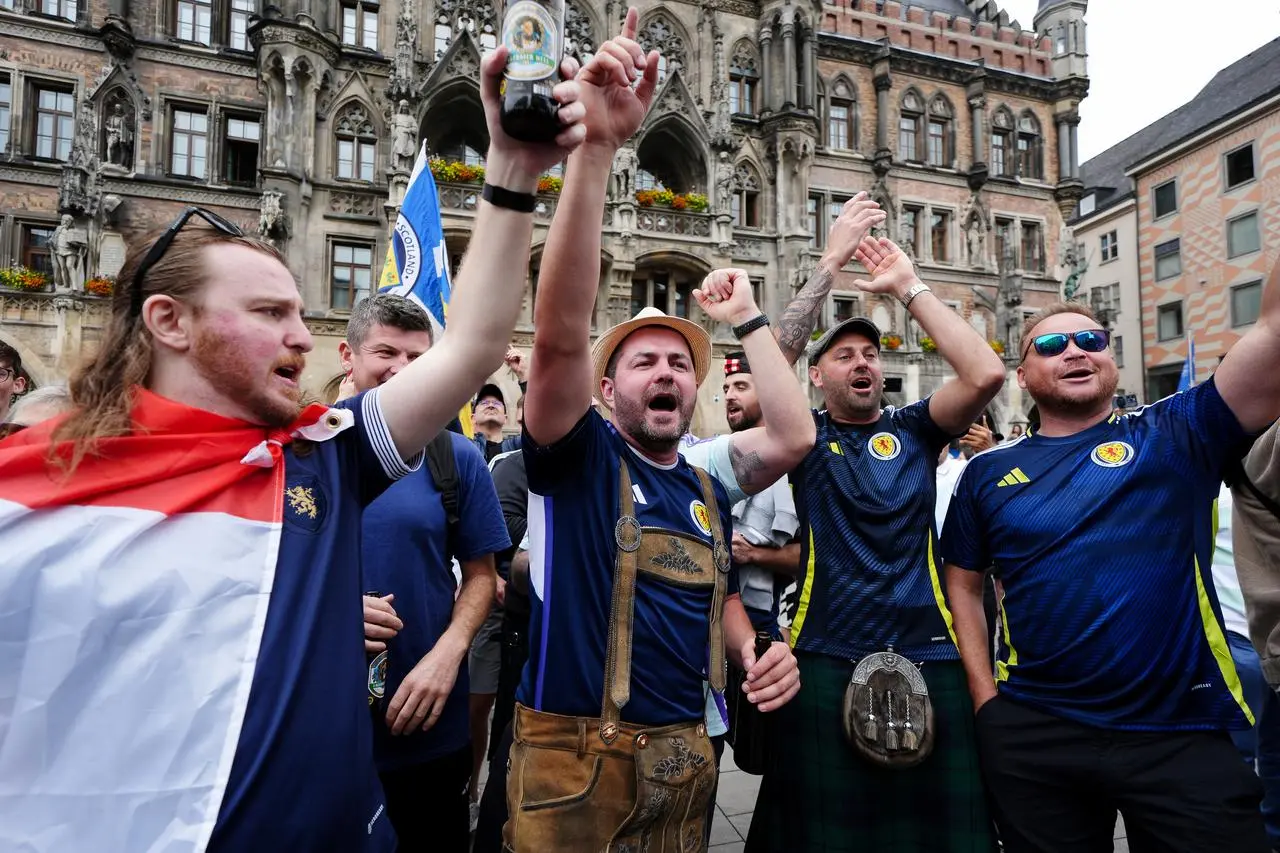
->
<box><xmin>346</xmin><ymin>294</ymin><xmax>509</xmax><ymax>852</ymax></box>
<box><xmin>747</xmin><ymin>236</ymin><xmax>1006</xmax><ymax>853</ymax></box>
<box><xmin>506</xmin><ymin>11</ymin><xmax>809</xmax><ymax>851</ymax></box>
<box><xmin>944</xmin><ymin>265</ymin><xmax>1280</xmax><ymax>852</ymax></box>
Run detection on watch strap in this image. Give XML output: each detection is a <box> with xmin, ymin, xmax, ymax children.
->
<box><xmin>732</xmin><ymin>313</ymin><xmax>770</xmax><ymax>340</ymax></box>
<box><xmin>900</xmin><ymin>282</ymin><xmax>931</xmax><ymax>309</ymax></box>
<box><xmin>481</xmin><ymin>183</ymin><xmax>537</xmax><ymax>213</ymax></box>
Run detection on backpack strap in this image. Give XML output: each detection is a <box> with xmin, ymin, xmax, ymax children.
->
<box><xmin>424</xmin><ymin>431</ymin><xmax>461</xmax><ymax>558</ymax></box>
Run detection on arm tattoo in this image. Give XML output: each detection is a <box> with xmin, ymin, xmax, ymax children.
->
<box><xmin>729</xmin><ymin>440</ymin><xmax>767</xmax><ymax>488</ymax></box>
<box><xmin>775</xmin><ymin>266</ymin><xmax>835</xmax><ymax>364</ymax></box>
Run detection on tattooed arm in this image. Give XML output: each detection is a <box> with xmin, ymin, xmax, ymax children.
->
<box><xmin>775</xmin><ymin>192</ymin><xmax>886</xmax><ymax>366</ymax></box>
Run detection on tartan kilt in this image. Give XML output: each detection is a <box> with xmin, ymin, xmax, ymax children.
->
<box><xmin>745</xmin><ymin>650</ymin><xmax>997</xmax><ymax>853</ymax></box>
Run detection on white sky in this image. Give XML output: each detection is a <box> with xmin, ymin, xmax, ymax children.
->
<box><xmin>1000</xmin><ymin>0</ymin><xmax>1280</xmax><ymax>162</ymax></box>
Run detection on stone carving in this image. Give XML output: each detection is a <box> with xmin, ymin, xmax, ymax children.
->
<box><xmin>388</xmin><ymin>5</ymin><xmax>418</xmax><ymax>102</ymax></box>
<box><xmin>390</xmin><ymin>100</ymin><xmax>417</xmax><ymax>172</ymax></box>
<box><xmin>103</xmin><ymin>101</ymin><xmax>134</xmax><ymax>169</ymax></box>
<box><xmin>792</xmin><ymin>247</ymin><xmax>816</xmax><ymax>291</ymax></box>
<box><xmin>259</xmin><ymin>189</ymin><xmax>287</xmax><ymax>238</ymax></box>
<box><xmin>639</xmin><ymin>14</ymin><xmax>687</xmax><ymax>78</ymax></box>
<box><xmin>330</xmin><ymin>192</ymin><xmax>378</xmax><ymax>216</ymax></box>
<box><xmin>71</xmin><ymin>100</ymin><xmax>97</xmax><ymax>169</ymax></box>
<box><xmin>435</xmin><ymin>0</ymin><xmax>497</xmax><ymax>60</ymax></box>
<box><xmin>564</xmin><ymin>0</ymin><xmax>596</xmax><ymax>60</ymax></box>
<box><xmin>51</xmin><ymin>214</ymin><xmax>89</xmax><ymax>293</ymax></box>
<box><xmin>610</xmin><ymin>144</ymin><xmax>638</xmax><ymax>200</ymax></box>
<box><xmin>714</xmin><ymin>152</ymin><xmax>734</xmax><ymax>216</ymax></box>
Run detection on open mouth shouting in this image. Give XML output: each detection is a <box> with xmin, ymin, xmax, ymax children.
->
<box><xmin>272</xmin><ymin>357</ymin><xmax>305</xmax><ymax>389</ymax></box>
<box><xmin>850</xmin><ymin>374</ymin><xmax>875</xmax><ymax>393</ymax></box>
<box><xmin>1060</xmin><ymin>366</ymin><xmax>1095</xmax><ymax>383</ymax></box>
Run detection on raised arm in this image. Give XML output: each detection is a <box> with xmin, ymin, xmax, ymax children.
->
<box><xmin>854</xmin><ymin>237</ymin><xmax>1005</xmax><ymax>436</ymax></box>
<box><xmin>524</xmin><ymin>8</ymin><xmax>659</xmax><ymax>445</ymax></box>
<box><xmin>774</xmin><ymin>193</ymin><xmax>885</xmax><ymax>366</ymax></box>
<box><xmin>696</xmin><ymin>269</ymin><xmax>815</xmax><ymax>493</ymax></box>
<box><xmin>1216</xmin><ymin>256</ymin><xmax>1280</xmax><ymax>433</ymax></box>
<box><xmin>377</xmin><ymin>48</ymin><xmax>587</xmax><ymax>457</ymax></box>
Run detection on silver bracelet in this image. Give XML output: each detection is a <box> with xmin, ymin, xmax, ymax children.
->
<box><xmin>899</xmin><ymin>282</ymin><xmax>931</xmax><ymax>310</ymax></box>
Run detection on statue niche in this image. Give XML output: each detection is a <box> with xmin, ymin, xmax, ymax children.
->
<box><xmin>100</xmin><ymin>90</ymin><xmax>136</xmax><ymax>172</ymax></box>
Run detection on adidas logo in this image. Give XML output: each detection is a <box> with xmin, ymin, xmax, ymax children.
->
<box><xmin>997</xmin><ymin>467</ymin><xmax>1031</xmax><ymax>487</ymax></box>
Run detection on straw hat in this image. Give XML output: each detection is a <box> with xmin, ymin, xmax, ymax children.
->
<box><xmin>590</xmin><ymin>307</ymin><xmax>712</xmax><ymax>406</ymax></box>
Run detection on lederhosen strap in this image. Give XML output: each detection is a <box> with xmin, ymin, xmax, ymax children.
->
<box><xmin>600</xmin><ymin>459</ymin><xmax>729</xmax><ymax>744</ymax></box>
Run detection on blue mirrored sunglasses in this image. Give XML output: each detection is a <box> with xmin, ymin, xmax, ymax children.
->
<box><xmin>1023</xmin><ymin>329</ymin><xmax>1110</xmax><ymax>360</ymax></box>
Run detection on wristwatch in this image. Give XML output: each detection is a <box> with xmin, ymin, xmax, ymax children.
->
<box><xmin>899</xmin><ymin>282</ymin><xmax>931</xmax><ymax>310</ymax></box>
<box><xmin>732</xmin><ymin>314</ymin><xmax>770</xmax><ymax>340</ymax></box>
<box><xmin>481</xmin><ymin>183</ymin><xmax>537</xmax><ymax>213</ymax></box>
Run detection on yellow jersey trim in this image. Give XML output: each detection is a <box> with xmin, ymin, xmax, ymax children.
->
<box><xmin>996</xmin><ymin>594</ymin><xmax>1018</xmax><ymax>683</ymax></box>
<box><xmin>1194</xmin><ymin>553</ymin><xmax>1254</xmax><ymax>725</ymax></box>
<box><xmin>790</xmin><ymin>526</ymin><xmax>818</xmax><ymax>647</ymax></box>
<box><xmin>926</xmin><ymin>534</ymin><xmax>958</xmax><ymax>647</ymax></box>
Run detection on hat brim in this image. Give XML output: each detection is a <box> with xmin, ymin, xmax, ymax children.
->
<box><xmin>808</xmin><ymin>316</ymin><xmax>883</xmax><ymax>362</ymax></box>
<box><xmin>591</xmin><ymin>314</ymin><xmax>712</xmax><ymax>408</ymax></box>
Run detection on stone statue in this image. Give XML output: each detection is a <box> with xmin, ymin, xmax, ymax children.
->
<box><xmin>390</xmin><ymin>101</ymin><xmax>417</xmax><ymax>173</ymax></box>
<box><xmin>50</xmin><ymin>214</ymin><xmax>88</xmax><ymax>293</ymax></box>
<box><xmin>258</xmin><ymin>189</ymin><xmax>285</xmax><ymax>238</ymax></box>
<box><xmin>611</xmin><ymin>145</ymin><xmax>638</xmax><ymax>200</ymax></box>
<box><xmin>71</xmin><ymin>101</ymin><xmax>97</xmax><ymax>169</ymax></box>
<box><xmin>965</xmin><ymin>214</ymin><xmax>985</xmax><ymax>268</ymax></box>
<box><xmin>389</xmin><ymin>6</ymin><xmax>418</xmax><ymax>100</ymax></box>
<box><xmin>715</xmin><ymin>152</ymin><xmax>735</xmax><ymax>217</ymax></box>
<box><xmin>104</xmin><ymin>102</ymin><xmax>134</xmax><ymax>168</ymax></box>
<box><xmin>793</xmin><ymin>247</ymin><xmax>816</xmax><ymax>291</ymax></box>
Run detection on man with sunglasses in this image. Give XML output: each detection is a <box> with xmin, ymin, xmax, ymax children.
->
<box><xmin>943</xmin><ymin>273</ymin><xmax>1280</xmax><ymax>852</ymax></box>
<box><xmin>0</xmin><ymin>43</ymin><xmax>589</xmax><ymax>853</ymax></box>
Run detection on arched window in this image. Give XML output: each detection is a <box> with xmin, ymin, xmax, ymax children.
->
<box><xmin>990</xmin><ymin>106</ymin><xmax>1014</xmax><ymax>177</ymax></box>
<box><xmin>639</xmin><ymin>13</ymin><xmax>687</xmax><ymax>83</ymax></box>
<box><xmin>897</xmin><ymin>90</ymin><xmax>923</xmax><ymax>162</ymax></box>
<box><xmin>729</xmin><ymin>41</ymin><xmax>759</xmax><ymax>116</ymax></box>
<box><xmin>334</xmin><ymin>102</ymin><xmax>377</xmax><ymax>182</ymax></box>
<box><xmin>827</xmin><ymin>77</ymin><xmax>856</xmax><ymax>150</ymax></box>
<box><xmin>926</xmin><ymin>94</ymin><xmax>953</xmax><ymax>167</ymax></box>
<box><xmin>422</xmin><ymin>88</ymin><xmax>489</xmax><ymax>167</ymax></box>
<box><xmin>732</xmin><ymin>161</ymin><xmax>762</xmax><ymax>228</ymax></box>
<box><xmin>1017</xmin><ymin>110</ymin><xmax>1043</xmax><ymax>180</ymax></box>
<box><xmin>433</xmin><ymin>0</ymin><xmax>496</xmax><ymax>61</ymax></box>
<box><xmin>563</xmin><ymin>0</ymin><xmax>596</xmax><ymax>64</ymax></box>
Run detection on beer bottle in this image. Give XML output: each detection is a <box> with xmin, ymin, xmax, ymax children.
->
<box><xmin>730</xmin><ymin>631</ymin><xmax>776</xmax><ymax>775</ymax></box>
<box><xmin>499</xmin><ymin>0</ymin><xmax>564</xmax><ymax>142</ymax></box>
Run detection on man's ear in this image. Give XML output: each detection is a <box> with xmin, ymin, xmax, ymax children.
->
<box><xmin>338</xmin><ymin>340</ymin><xmax>354</xmax><ymax>374</ymax></box>
<box><xmin>600</xmin><ymin>376</ymin><xmax>616</xmax><ymax>409</ymax></box>
<box><xmin>808</xmin><ymin>364</ymin><xmax>823</xmax><ymax>388</ymax></box>
<box><xmin>142</xmin><ymin>295</ymin><xmax>196</xmax><ymax>354</ymax></box>
<box><xmin>1015</xmin><ymin>365</ymin><xmax>1028</xmax><ymax>390</ymax></box>
<box><xmin>13</xmin><ymin>375</ymin><xmax>27</xmax><ymax>395</ymax></box>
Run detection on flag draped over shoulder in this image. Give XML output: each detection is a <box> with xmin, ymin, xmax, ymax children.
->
<box><xmin>380</xmin><ymin>141</ymin><xmax>474</xmax><ymax>437</ymax></box>
<box><xmin>1178</xmin><ymin>332</ymin><xmax>1197</xmax><ymax>392</ymax></box>
<box><xmin>0</xmin><ymin>390</ymin><xmax>344</xmax><ymax>852</ymax></box>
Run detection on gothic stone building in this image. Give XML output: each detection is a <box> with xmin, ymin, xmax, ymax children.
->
<box><xmin>0</xmin><ymin>0</ymin><xmax>1087</xmax><ymax>434</ymax></box>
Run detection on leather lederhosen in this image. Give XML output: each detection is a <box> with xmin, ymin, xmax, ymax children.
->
<box><xmin>504</xmin><ymin>460</ymin><xmax>729</xmax><ymax>853</ymax></box>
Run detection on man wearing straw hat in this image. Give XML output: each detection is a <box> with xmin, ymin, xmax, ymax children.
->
<box><xmin>505</xmin><ymin>10</ymin><xmax>811</xmax><ymax>851</ymax></box>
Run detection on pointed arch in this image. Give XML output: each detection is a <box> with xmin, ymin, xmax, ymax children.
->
<box><xmin>1017</xmin><ymin>109</ymin><xmax>1044</xmax><ymax>180</ymax></box>
<box><xmin>432</xmin><ymin>0</ymin><xmax>497</xmax><ymax>61</ymax></box>
<box><xmin>728</xmin><ymin>37</ymin><xmax>760</xmax><ymax>116</ymax></box>
<box><xmin>564</xmin><ymin>0</ymin><xmax>601</xmax><ymax>62</ymax></box>
<box><xmin>897</xmin><ymin>87</ymin><xmax>925</xmax><ymax>162</ymax></box>
<box><xmin>826</xmin><ymin>73</ymin><xmax>858</xmax><ymax>151</ymax></box>
<box><xmin>731</xmin><ymin>159</ymin><xmax>763</xmax><ymax>228</ymax></box>
<box><xmin>925</xmin><ymin>92</ymin><xmax>955</xmax><ymax>167</ymax></box>
<box><xmin>637</xmin><ymin>7</ymin><xmax>691</xmax><ymax>84</ymax></box>
<box><xmin>990</xmin><ymin>104</ymin><xmax>1015</xmax><ymax>177</ymax></box>
<box><xmin>420</xmin><ymin>78</ymin><xmax>488</xmax><ymax>165</ymax></box>
<box><xmin>331</xmin><ymin>98</ymin><xmax>380</xmax><ymax>182</ymax></box>
<box><xmin>636</xmin><ymin>112</ymin><xmax>707</xmax><ymax>194</ymax></box>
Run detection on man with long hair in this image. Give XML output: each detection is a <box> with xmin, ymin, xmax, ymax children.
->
<box><xmin>944</xmin><ymin>259</ymin><xmax>1280</xmax><ymax>852</ymax></box>
<box><xmin>0</xmin><ymin>44</ymin><xmax>589</xmax><ymax>852</ymax></box>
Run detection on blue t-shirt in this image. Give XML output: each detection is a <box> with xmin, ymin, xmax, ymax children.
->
<box><xmin>790</xmin><ymin>400</ymin><xmax>956</xmax><ymax>661</ymax></box>
<box><xmin>362</xmin><ymin>433</ymin><xmax>510</xmax><ymax>770</ymax></box>
<box><xmin>519</xmin><ymin>410</ymin><xmax>737</xmax><ymax>725</ymax></box>
<box><xmin>943</xmin><ymin>379</ymin><xmax>1253</xmax><ymax>731</ymax></box>
<box><xmin>209</xmin><ymin>389</ymin><xmax>413</xmax><ymax>852</ymax></box>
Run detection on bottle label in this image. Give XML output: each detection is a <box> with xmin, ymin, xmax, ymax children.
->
<box><xmin>368</xmin><ymin>650</ymin><xmax>388</xmax><ymax>705</ymax></box>
<box><xmin>503</xmin><ymin>0</ymin><xmax>560</xmax><ymax>82</ymax></box>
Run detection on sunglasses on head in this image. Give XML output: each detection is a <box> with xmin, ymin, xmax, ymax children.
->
<box><xmin>129</xmin><ymin>206</ymin><xmax>244</xmax><ymax>318</ymax></box>
<box><xmin>1022</xmin><ymin>329</ymin><xmax>1110</xmax><ymax>360</ymax></box>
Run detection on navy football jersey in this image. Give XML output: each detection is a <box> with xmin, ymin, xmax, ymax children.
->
<box><xmin>520</xmin><ymin>410</ymin><xmax>737</xmax><ymax>726</ymax></box>
<box><xmin>944</xmin><ymin>379</ymin><xmax>1253</xmax><ymax>731</ymax></box>
<box><xmin>790</xmin><ymin>400</ymin><xmax>956</xmax><ymax>662</ymax></box>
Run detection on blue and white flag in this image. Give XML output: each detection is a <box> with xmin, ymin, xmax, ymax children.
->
<box><xmin>379</xmin><ymin>141</ymin><xmax>451</xmax><ymax>334</ymax></box>
<box><xmin>1177</xmin><ymin>332</ymin><xmax>1197</xmax><ymax>392</ymax></box>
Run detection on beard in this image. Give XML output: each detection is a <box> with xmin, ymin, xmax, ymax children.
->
<box><xmin>1024</xmin><ymin>361</ymin><xmax>1120</xmax><ymax>418</ymax></box>
<box><xmin>613</xmin><ymin>382</ymin><xmax>694</xmax><ymax>453</ymax></box>
<box><xmin>192</xmin><ymin>327</ymin><xmax>304</xmax><ymax>428</ymax></box>
<box><xmin>726</xmin><ymin>405</ymin><xmax>760</xmax><ymax>432</ymax></box>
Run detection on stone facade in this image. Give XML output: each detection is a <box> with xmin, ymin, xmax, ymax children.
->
<box><xmin>0</xmin><ymin>0</ymin><xmax>1086</xmax><ymax>434</ymax></box>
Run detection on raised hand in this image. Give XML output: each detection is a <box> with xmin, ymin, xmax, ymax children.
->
<box><xmin>504</xmin><ymin>346</ymin><xmax>529</xmax><ymax>382</ymax></box>
<box><xmin>479</xmin><ymin>48</ymin><xmax>587</xmax><ymax>185</ymax></box>
<box><xmin>574</xmin><ymin>7</ymin><xmax>661</xmax><ymax>153</ymax></box>
<box><xmin>694</xmin><ymin>267</ymin><xmax>760</xmax><ymax>327</ymax></box>
<box><xmin>852</xmin><ymin>236</ymin><xmax>922</xmax><ymax>300</ymax></box>
<box><xmin>823</xmin><ymin>192</ymin><xmax>886</xmax><ymax>270</ymax></box>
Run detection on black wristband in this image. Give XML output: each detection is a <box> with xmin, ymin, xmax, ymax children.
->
<box><xmin>732</xmin><ymin>313</ymin><xmax>770</xmax><ymax>340</ymax></box>
<box><xmin>482</xmin><ymin>183</ymin><xmax>537</xmax><ymax>212</ymax></box>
